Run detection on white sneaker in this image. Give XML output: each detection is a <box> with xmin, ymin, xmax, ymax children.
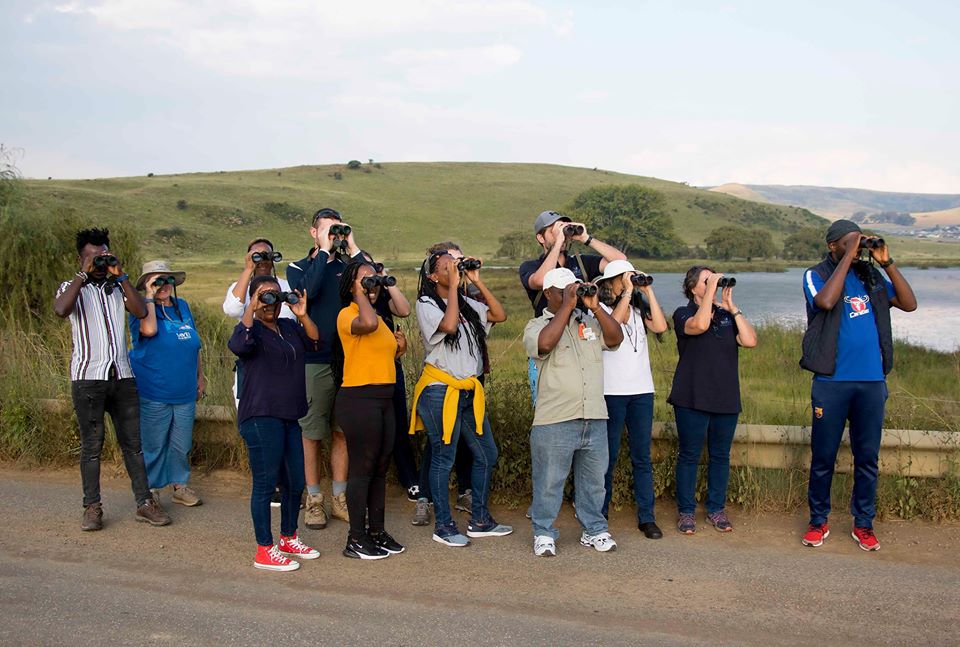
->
<box><xmin>534</xmin><ymin>535</ymin><xmax>556</xmax><ymax>557</ymax></box>
<box><xmin>580</xmin><ymin>531</ymin><xmax>617</xmax><ymax>552</ymax></box>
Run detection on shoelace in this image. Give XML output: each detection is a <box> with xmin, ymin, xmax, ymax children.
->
<box><xmin>283</xmin><ymin>536</ymin><xmax>309</xmax><ymax>551</ymax></box>
<box><xmin>857</xmin><ymin>528</ymin><xmax>876</xmax><ymax>539</ymax></box>
<box><xmin>268</xmin><ymin>545</ymin><xmax>290</xmax><ymax>563</ymax></box>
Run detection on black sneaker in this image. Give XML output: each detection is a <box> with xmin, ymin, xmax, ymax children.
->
<box><xmin>370</xmin><ymin>530</ymin><xmax>405</xmax><ymax>554</ymax></box>
<box><xmin>343</xmin><ymin>534</ymin><xmax>389</xmax><ymax>560</ymax></box>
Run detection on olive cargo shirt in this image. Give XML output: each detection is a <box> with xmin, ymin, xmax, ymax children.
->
<box><xmin>523</xmin><ymin>308</ymin><xmax>617</xmax><ymax>426</ymax></box>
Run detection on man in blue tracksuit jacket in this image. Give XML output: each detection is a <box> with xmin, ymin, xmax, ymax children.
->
<box><xmin>799</xmin><ymin>219</ymin><xmax>916</xmax><ymax>552</ymax></box>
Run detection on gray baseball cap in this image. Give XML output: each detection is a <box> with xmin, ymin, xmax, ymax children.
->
<box><xmin>533</xmin><ymin>210</ymin><xmax>570</xmax><ymax>235</ymax></box>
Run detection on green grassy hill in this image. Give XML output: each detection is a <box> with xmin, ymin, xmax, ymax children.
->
<box><xmin>23</xmin><ymin>162</ymin><xmax>826</xmax><ymax>263</ymax></box>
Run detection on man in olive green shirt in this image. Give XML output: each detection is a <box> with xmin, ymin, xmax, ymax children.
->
<box><xmin>522</xmin><ymin>268</ymin><xmax>623</xmax><ymax>557</ymax></box>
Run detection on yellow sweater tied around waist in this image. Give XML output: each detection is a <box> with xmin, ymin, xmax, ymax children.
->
<box><xmin>408</xmin><ymin>364</ymin><xmax>485</xmax><ymax>445</ymax></box>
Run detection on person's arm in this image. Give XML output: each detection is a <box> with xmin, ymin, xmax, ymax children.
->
<box><xmin>537</xmin><ymin>284</ymin><xmax>578</xmax><ymax>355</ymax></box>
<box><xmin>138</xmin><ymin>282</ymin><xmax>160</xmax><ymax>337</ymax></box>
<box><xmin>350</xmin><ymin>285</ymin><xmax>380</xmax><ymax>336</ymax></box>
<box><xmin>868</xmin><ymin>242</ymin><xmax>918</xmax><ymax>312</ymax></box>
<box><xmin>105</xmin><ymin>257</ymin><xmax>146</xmax><ymax>319</ymax></box>
<box><xmin>581</xmin><ymin>288</ymin><xmax>624</xmax><ymax>348</ymax></box>
<box><xmin>525</xmin><ymin>222</ymin><xmax>567</xmax><ymax>291</ymax></box>
<box><xmin>231</xmin><ymin>250</ymin><xmax>258</xmax><ymax>302</ymax></box>
<box><xmin>640</xmin><ymin>285</ymin><xmax>669</xmax><ymax>334</ymax></box>
<box><xmin>228</xmin><ymin>321</ymin><xmax>259</xmax><ymax>358</ymax></box>
<box><xmin>54</xmin><ymin>274</ymin><xmax>86</xmax><ymax>318</ymax></box>
<box><xmin>222</xmin><ymin>282</ymin><xmax>246</xmax><ymax>318</ymax></box>
<box><xmin>720</xmin><ymin>285</ymin><xmax>757</xmax><ymax>348</ymax></box>
<box><xmin>684</xmin><ymin>273</ymin><xmax>722</xmax><ymax>336</ymax></box>
<box><xmin>464</xmin><ymin>263</ymin><xmax>506</xmax><ymax>323</ymax></box>
<box><xmin>610</xmin><ymin>274</ymin><xmax>633</xmax><ymax>324</ymax></box>
<box><xmin>813</xmin><ymin>231</ymin><xmax>860</xmax><ymax>311</ymax></box>
<box><xmin>288</xmin><ymin>289</ymin><xmax>320</xmax><ymax>341</ymax></box>
<box><xmin>385</xmin><ymin>279</ymin><xmax>411</xmax><ymax>318</ymax></box>
<box><xmin>196</xmin><ymin>351</ymin><xmax>206</xmax><ymax>400</ymax></box>
<box><xmin>437</xmin><ymin>264</ymin><xmax>463</xmax><ymax>335</ymax></box>
<box><xmin>565</xmin><ymin>222</ymin><xmax>627</xmax><ymax>271</ymax></box>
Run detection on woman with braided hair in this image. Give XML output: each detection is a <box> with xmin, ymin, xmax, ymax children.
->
<box><xmin>408</xmin><ymin>251</ymin><xmax>512</xmax><ymax>547</ymax></box>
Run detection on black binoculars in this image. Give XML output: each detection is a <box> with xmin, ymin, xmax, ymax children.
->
<box><xmin>859</xmin><ymin>236</ymin><xmax>885</xmax><ymax>250</ymax></box>
<box><xmin>329</xmin><ymin>224</ymin><xmax>352</xmax><ymax>237</ymax></box>
<box><xmin>458</xmin><ymin>259</ymin><xmax>482</xmax><ymax>272</ymax></box>
<box><xmin>371</xmin><ymin>262</ymin><xmax>385</xmax><ymax>274</ymax></box>
<box><xmin>152</xmin><ymin>275</ymin><xmax>177</xmax><ymax>287</ymax></box>
<box><xmin>576</xmin><ymin>283</ymin><xmax>598</xmax><ymax>297</ymax></box>
<box><xmin>252</xmin><ymin>251</ymin><xmax>282</xmax><ymax>263</ymax></box>
<box><xmin>718</xmin><ymin>277</ymin><xmax>737</xmax><ymax>288</ymax></box>
<box><xmin>260</xmin><ymin>291</ymin><xmax>299</xmax><ymax>305</ymax></box>
<box><xmin>361</xmin><ymin>275</ymin><xmax>397</xmax><ymax>290</ymax></box>
<box><xmin>631</xmin><ymin>273</ymin><xmax>653</xmax><ymax>287</ymax></box>
<box><xmin>93</xmin><ymin>255</ymin><xmax>118</xmax><ymax>268</ymax></box>
<box><xmin>564</xmin><ymin>224</ymin><xmax>585</xmax><ymax>237</ymax></box>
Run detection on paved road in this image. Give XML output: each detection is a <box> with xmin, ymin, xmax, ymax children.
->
<box><xmin>1</xmin><ymin>467</ymin><xmax>958</xmax><ymax>646</ymax></box>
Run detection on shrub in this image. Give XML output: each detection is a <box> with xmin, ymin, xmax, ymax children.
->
<box><xmin>147</xmin><ymin>172</ymin><xmax>154</xmax><ymax>177</ymax></box>
<box><xmin>333</xmin><ymin>172</ymin><xmax>343</xmax><ymax>181</ymax></box>
<box><xmin>176</xmin><ymin>199</ymin><xmax>188</xmax><ymax>210</ymax></box>
<box><xmin>262</xmin><ymin>201</ymin><xmax>305</xmax><ymax>223</ymax></box>
<box><xmin>155</xmin><ymin>226</ymin><xmax>186</xmax><ymax>242</ymax></box>
<box><xmin>347</xmin><ymin>160</ymin><xmax>362</xmax><ymax>169</ymax></box>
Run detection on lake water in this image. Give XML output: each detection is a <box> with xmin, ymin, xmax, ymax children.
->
<box><xmin>646</xmin><ymin>267</ymin><xmax>960</xmax><ymax>353</ymax></box>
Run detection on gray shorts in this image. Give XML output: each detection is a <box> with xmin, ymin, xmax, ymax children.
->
<box><xmin>299</xmin><ymin>363</ymin><xmax>339</xmax><ymax>441</ymax></box>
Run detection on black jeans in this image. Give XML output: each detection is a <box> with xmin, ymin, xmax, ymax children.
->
<box><xmin>335</xmin><ymin>384</ymin><xmax>396</xmax><ymax>537</ymax></box>
<box><xmin>71</xmin><ymin>377</ymin><xmax>151</xmax><ymax>507</ymax></box>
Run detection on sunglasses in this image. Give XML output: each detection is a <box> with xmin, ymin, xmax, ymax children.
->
<box><xmin>152</xmin><ymin>275</ymin><xmax>177</xmax><ymax>287</ymax></box>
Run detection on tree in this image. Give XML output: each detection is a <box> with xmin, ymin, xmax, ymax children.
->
<box><xmin>566</xmin><ymin>185</ymin><xmax>685</xmax><ymax>258</ymax></box>
<box><xmin>347</xmin><ymin>160</ymin><xmax>362</xmax><ymax>169</ymax></box>
<box><xmin>705</xmin><ymin>226</ymin><xmax>776</xmax><ymax>261</ymax></box>
<box><xmin>496</xmin><ymin>230</ymin><xmax>543</xmax><ymax>259</ymax></box>
<box><xmin>781</xmin><ymin>225</ymin><xmax>829</xmax><ymax>260</ymax></box>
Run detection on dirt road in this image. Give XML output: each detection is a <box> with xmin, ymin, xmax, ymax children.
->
<box><xmin>1</xmin><ymin>466</ymin><xmax>958</xmax><ymax>646</ymax></box>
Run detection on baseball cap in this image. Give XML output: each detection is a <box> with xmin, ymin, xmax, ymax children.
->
<box><xmin>533</xmin><ymin>210</ymin><xmax>570</xmax><ymax>235</ymax></box>
<box><xmin>599</xmin><ymin>259</ymin><xmax>636</xmax><ymax>282</ymax></box>
<box><xmin>543</xmin><ymin>268</ymin><xmax>578</xmax><ymax>291</ymax></box>
<box><xmin>313</xmin><ymin>207</ymin><xmax>342</xmax><ymax>223</ymax></box>
<box><xmin>825</xmin><ymin>219</ymin><xmax>861</xmax><ymax>243</ymax></box>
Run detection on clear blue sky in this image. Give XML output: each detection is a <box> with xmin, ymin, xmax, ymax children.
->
<box><xmin>2</xmin><ymin>1</ymin><xmax>958</xmax><ymax>192</ymax></box>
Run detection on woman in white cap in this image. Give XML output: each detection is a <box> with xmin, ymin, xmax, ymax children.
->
<box><xmin>595</xmin><ymin>260</ymin><xmax>668</xmax><ymax>539</ymax></box>
<box><xmin>130</xmin><ymin>260</ymin><xmax>204</xmax><ymax>507</ymax></box>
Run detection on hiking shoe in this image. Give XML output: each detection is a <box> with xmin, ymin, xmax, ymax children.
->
<box><xmin>343</xmin><ymin>534</ymin><xmax>389</xmax><ymax>560</ymax></box>
<box><xmin>370</xmin><ymin>530</ymin><xmax>405</xmax><ymax>554</ymax></box>
<box><xmin>638</xmin><ymin>521</ymin><xmax>663</xmax><ymax>539</ymax></box>
<box><xmin>802</xmin><ymin>523</ymin><xmax>830</xmax><ymax>547</ymax></box>
<box><xmin>270</xmin><ymin>487</ymin><xmax>282</xmax><ymax>508</ymax></box>
<box><xmin>278</xmin><ymin>533</ymin><xmax>319</xmax><ymax>560</ymax></box>
<box><xmin>406</xmin><ymin>485</ymin><xmax>421</xmax><ymax>502</ymax></box>
<box><xmin>580</xmin><ymin>531</ymin><xmax>617</xmax><ymax>552</ymax></box>
<box><xmin>466</xmin><ymin>519</ymin><xmax>514</xmax><ymax>538</ymax></box>
<box><xmin>331</xmin><ymin>492</ymin><xmax>349</xmax><ymax>523</ymax></box>
<box><xmin>677</xmin><ymin>513</ymin><xmax>696</xmax><ymax>535</ymax></box>
<box><xmin>411</xmin><ymin>498</ymin><xmax>432</xmax><ymax>526</ymax></box>
<box><xmin>432</xmin><ymin>524</ymin><xmax>470</xmax><ymax>547</ymax></box>
<box><xmin>81</xmin><ymin>503</ymin><xmax>103</xmax><ymax>531</ymax></box>
<box><xmin>136</xmin><ymin>498</ymin><xmax>172</xmax><ymax>526</ymax></box>
<box><xmin>172</xmin><ymin>485</ymin><xmax>202</xmax><ymax>507</ymax></box>
<box><xmin>455</xmin><ymin>489</ymin><xmax>472</xmax><ymax>513</ymax></box>
<box><xmin>707</xmin><ymin>510</ymin><xmax>733</xmax><ymax>532</ymax></box>
<box><xmin>852</xmin><ymin>526</ymin><xmax>880</xmax><ymax>551</ymax></box>
<box><xmin>534</xmin><ymin>535</ymin><xmax>556</xmax><ymax>557</ymax></box>
<box><xmin>304</xmin><ymin>492</ymin><xmax>327</xmax><ymax>529</ymax></box>
<box><xmin>254</xmin><ymin>544</ymin><xmax>300</xmax><ymax>571</ymax></box>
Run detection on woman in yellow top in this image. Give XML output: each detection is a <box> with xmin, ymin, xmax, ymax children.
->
<box><xmin>334</xmin><ymin>260</ymin><xmax>407</xmax><ymax>560</ymax></box>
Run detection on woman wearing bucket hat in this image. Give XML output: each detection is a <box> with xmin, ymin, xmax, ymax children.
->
<box><xmin>595</xmin><ymin>260</ymin><xmax>668</xmax><ymax>538</ymax></box>
<box><xmin>129</xmin><ymin>260</ymin><xmax>204</xmax><ymax>507</ymax></box>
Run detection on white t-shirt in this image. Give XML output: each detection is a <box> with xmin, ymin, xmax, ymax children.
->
<box><xmin>600</xmin><ymin>302</ymin><xmax>655</xmax><ymax>395</ymax></box>
<box><xmin>223</xmin><ymin>277</ymin><xmax>296</xmax><ymax>321</ymax></box>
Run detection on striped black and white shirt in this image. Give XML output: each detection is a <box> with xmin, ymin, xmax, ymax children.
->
<box><xmin>56</xmin><ymin>279</ymin><xmax>134</xmax><ymax>381</ymax></box>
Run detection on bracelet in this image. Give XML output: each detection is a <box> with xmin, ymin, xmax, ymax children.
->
<box><xmin>145</xmin><ymin>298</ymin><xmax>155</xmax><ymax>304</ymax></box>
<box><xmin>879</xmin><ymin>258</ymin><xmax>894</xmax><ymax>268</ymax></box>
<box><xmin>733</xmin><ymin>310</ymin><xmax>744</xmax><ymax>318</ymax></box>
<box><xmin>585</xmin><ymin>235</ymin><xmax>594</xmax><ymax>246</ymax></box>
<box><xmin>75</xmin><ymin>271</ymin><xmax>88</xmax><ymax>281</ymax></box>
<box><xmin>116</xmin><ymin>273</ymin><xmax>129</xmax><ymax>283</ymax></box>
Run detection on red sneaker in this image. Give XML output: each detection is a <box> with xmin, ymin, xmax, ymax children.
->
<box><xmin>278</xmin><ymin>533</ymin><xmax>320</xmax><ymax>560</ymax></box>
<box><xmin>801</xmin><ymin>523</ymin><xmax>830</xmax><ymax>547</ymax></box>
<box><xmin>851</xmin><ymin>527</ymin><xmax>880</xmax><ymax>552</ymax></box>
<box><xmin>254</xmin><ymin>544</ymin><xmax>300</xmax><ymax>571</ymax></box>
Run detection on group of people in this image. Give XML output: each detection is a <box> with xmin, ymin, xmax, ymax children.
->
<box><xmin>55</xmin><ymin>206</ymin><xmax>916</xmax><ymax>571</ymax></box>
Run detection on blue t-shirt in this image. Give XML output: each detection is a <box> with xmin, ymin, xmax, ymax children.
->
<box><xmin>130</xmin><ymin>299</ymin><xmax>202</xmax><ymax>403</ymax></box>
<box><xmin>803</xmin><ymin>269</ymin><xmax>894</xmax><ymax>382</ymax></box>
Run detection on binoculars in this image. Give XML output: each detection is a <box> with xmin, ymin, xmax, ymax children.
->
<box><xmin>859</xmin><ymin>236</ymin><xmax>885</xmax><ymax>250</ymax></box>
<box><xmin>151</xmin><ymin>275</ymin><xmax>177</xmax><ymax>287</ymax></box>
<box><xmin>93</xmin><ymin>255</ymin><xmax>118</xmax><ymax>268</ymax></box>
<box><xmin>260</xmin><ymin>291</ymin><xmax>299</xmax><ymax>306</ymax></box>
<box><xmin>251</xmin><ymin>251</ymin><xmax>282</xmax><ymax>263</ymax></box>
<box><xmin>329</xmin><ymin>224</ymin><xmax>352</xmax><ymax>237</ymax></box>
<box><xmin>458</xmin><ymin>259</ymin><xmax>482</xmax><ymax>272</ymax></box>
<box><xmin>576</xmin><ymin>283</ymin><xmax>598</xmax><ymax>297</ymax></box>
<box><xmin>564</xmin><ymin>224</ymin><xmax>585</xmax><ymax>237</ymax></box>
<box><xmin>718</xmin><ymin>277</ymin><xmax>737</xmax><ymax>288</ymax></box>
<box><xmin>630</xmin><ymin>273</ymin><xmax>653</xmax><ymax>287</ymax></box>
<box><xmin>371</xmin><ymin>262</ymin><xmax>385</xmax><ymax>274</ymax></box>
<box><xmin>361</xmin><ymin>275</ymin><xmax>397</xmax><ymax>290</ymax></box>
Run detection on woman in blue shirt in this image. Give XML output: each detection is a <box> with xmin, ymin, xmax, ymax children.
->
<box><xmin>130</xmin><ymin>261</ymin><xmax>204</xmax><ymax>508</ymax></box>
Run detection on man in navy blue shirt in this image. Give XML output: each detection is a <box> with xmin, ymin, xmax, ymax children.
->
<box><xmin>800</xmin><ymin>219</ymin><xmax>916</xmax><ymax>552</ymax></box>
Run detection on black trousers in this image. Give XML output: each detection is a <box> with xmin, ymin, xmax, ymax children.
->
<box><xmin>335</xmin><ymin>384</ymin><xmax>396</xmax><ymax>537</ymax></box>
<box><xmin>391</xmin><ymin>362</ymin><xmax>418</xmax><ymax>490</ymax></box>
<box><xmin>71</xmin><ymin>377</ymin><xmax>151</xmax><ymax>507</ymax></box>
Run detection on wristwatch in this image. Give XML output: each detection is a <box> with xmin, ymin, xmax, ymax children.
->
<box><xmin>116</xmin><ymin>273</ymin><xmax>129</xmax><ymax>283</ymax></box>
<box><xmin>879</xmin><ymin>258</ymin><xmax>894</xmax><ymax>268</ymax></box>
<box><xmin>585</xmin><ymin>235</ymin><xmax>594</xmax><ymax>246</ymax></box>
<box><xmin>732</xmin><ymin>310</ymin><xmax>744</xmax><ymax>318</ymax></box>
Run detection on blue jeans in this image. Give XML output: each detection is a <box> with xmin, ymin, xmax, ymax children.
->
<box><xmin>417</xmin><ymin>385</ymin><xmax>498</xmax><ymax>532</ymax></box>
<box><xmin>139</xmin><ymin>399</ymin><xmax>197</xmax><ymax>489</ymax></box>
<box><xmin>530</xmin><ymin>419</ymin><xmax>609</xmax><ymax>540</ymax></box>
<box><xmin>674</xmin><ymin>406</ymin><xmax>738</xmax><ymax>515</ymax></box>
<box><xmin>238</xmin><ymin>417</ymin><xmax>305</xmax><ymax>546</ymax></box>
<box><xmin>808</xmin><ymin>380</ymin><xmax>887</xmax><ymax>528</ymax></box>
<box><xmin>603</xmin><ymin>393</ymin><xmax>655</xmax><ymax>522</ymax></box>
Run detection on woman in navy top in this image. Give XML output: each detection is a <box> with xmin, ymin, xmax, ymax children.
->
<box><xmin>228</xmin><ymin>275</ymin><xmax>320</xmax><ymax>572</ymax></box>
<box><xmin>667</xmin><ymin>266</ymin><xmax>757</xmax><ymax>535</ymax></box>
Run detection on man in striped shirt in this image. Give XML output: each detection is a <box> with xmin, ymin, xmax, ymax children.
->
<box><xmin>54</xmin><ymin>228</ymin><xmax>171</xmax><ymax>531</ymax></box>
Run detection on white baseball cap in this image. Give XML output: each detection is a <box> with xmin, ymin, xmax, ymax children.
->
<box><xmin>543</xmin><ymin>267</ymin><xmax>578</xmax><ymax>291</ymax></box>
<box><xmin>599</xmin><ymin>259</ymin><xmax>636</xmax><ymax>282</ymax></box>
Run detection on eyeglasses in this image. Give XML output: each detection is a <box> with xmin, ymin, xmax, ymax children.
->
<box><xmin>152</xmin><ymin>275</ymin><xmax>177</xmax><ymax>287</ymax></box>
